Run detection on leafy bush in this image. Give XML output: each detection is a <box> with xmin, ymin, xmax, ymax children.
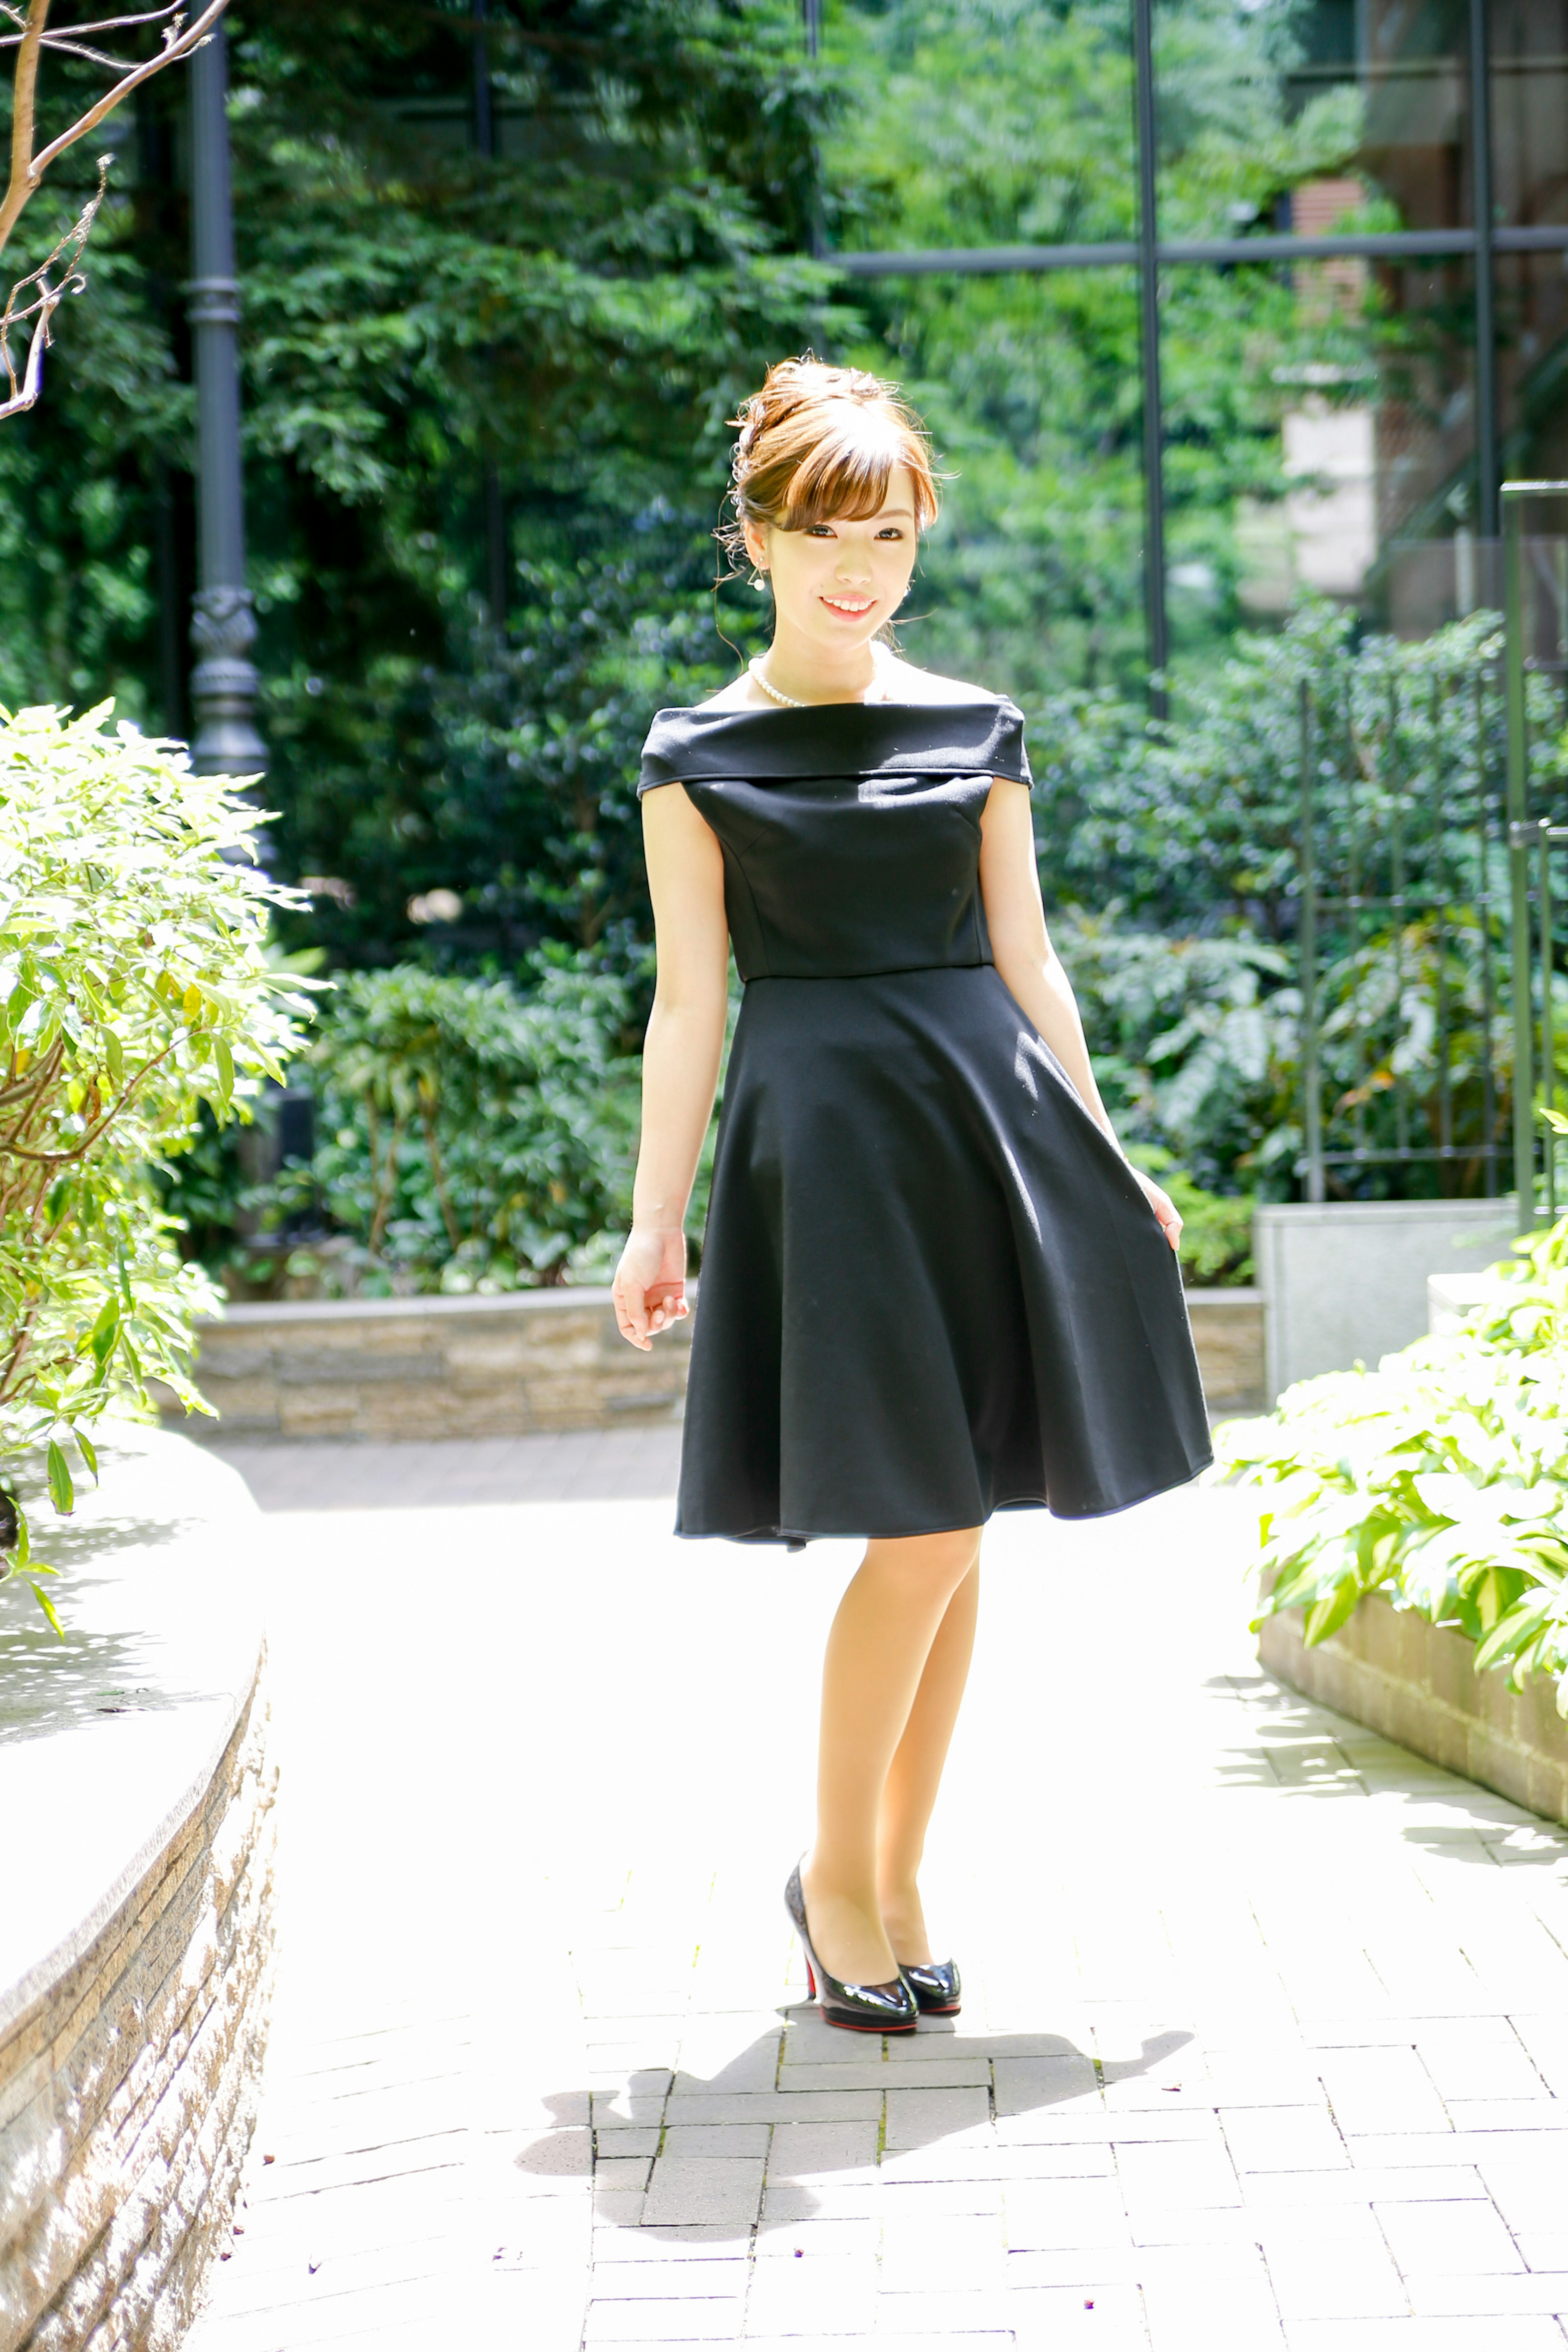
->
<box><xmin>0</xmin><ymin>705</ymin><xmax>310</xmax><ymax>1624</ymax></box>
<box><xmin>1058</xmin><ymin>907</ymin><xmax>1294</xmax><ymax>1197</ymax></box>
<box><xmin>1040</xmin><ymin>604</ymin><xmax>1566</xmax><ymax>1198</ymax></box>
<box><xmin>1215</xmin><ymin>1217</ymin><xmax>1568</xmax><ymax>1705</ymax></box>
<box><xmin>1123</xmin><ymin>1146</ymin><xmax>1254</xmax><ymax>1286</ymax></box>
<box><xmin>298</xmin><ymin>959</ymin><xmax>640</xmax><ymax>1294</ymax></box>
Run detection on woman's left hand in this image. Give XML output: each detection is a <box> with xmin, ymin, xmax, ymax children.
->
<box><xmin>1133</xmin><ymin>1170</ymin><xmax>1183</xmax><ymax>1252</ymax></box>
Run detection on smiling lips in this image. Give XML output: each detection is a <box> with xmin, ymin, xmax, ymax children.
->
<box><xmin>822</xmin><ymin>595</ymin><xmax>874</xmax><ymax>614</ymax></box>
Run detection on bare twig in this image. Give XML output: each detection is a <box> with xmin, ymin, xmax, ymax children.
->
<box><xmin>2</xmin><ymin>37</ymin><xmax>149</xmax><ymax>72</ymax></box>
<box><xmin>0</xmin><ymin>0</ymin><xmax>232</xmax><ymax>267</ymax></box>
<box><xmin>0</xmin><ymin>154</ymin><xmax>103</xmax><ymax>418</ymax></box>
<box><xmin>3</xmin><ymin>3</ymin><xmax>184</xmax><ymax>33</ymax></box>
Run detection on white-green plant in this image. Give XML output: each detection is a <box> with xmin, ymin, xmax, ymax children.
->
<box><xmin>1214</xmin><ymin>1216</ymin><xmax>1568</xmax><ymax>1706</ymax></box>
<box><xmin>0</xmin><ymin>703</ymin><xmax>311</xmax><ymax>1631</ymax></box>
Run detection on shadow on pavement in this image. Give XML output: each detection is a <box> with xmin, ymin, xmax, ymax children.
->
<box><xmin>519</xmin><ymin>2018</ymin><xmax>1193</xmax><ymax>2237</ymax></box>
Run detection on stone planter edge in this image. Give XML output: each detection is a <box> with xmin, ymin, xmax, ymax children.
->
<box><xmin>0</xmin><ymin>1428</ymin><xmax>276</xmax><ymax>2352</ymax></box>
<box><xmin>1257</xmin><ymin>1589</ymin><xmax>1568</xmax><ymax>1827</ymax></box>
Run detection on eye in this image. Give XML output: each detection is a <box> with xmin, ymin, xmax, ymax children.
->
<box><xmin>805</xmin><ymin>523</ymin><xmax>836</xmax><ymax>538</ymax></box>
<box><xmin>875</xmin><ymin>526</ymin><xmax>905</xmax><ymax>540</ymax></box>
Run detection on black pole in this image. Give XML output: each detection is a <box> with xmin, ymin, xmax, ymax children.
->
<box><xmin>1469</xmin><ymin>0</ymin><xmax>1499</xmax><ymax>539</ymax></box>
<box><xmin>1132</xmin><ymin>0</ymin><xmax>1167</xmax><ymax>717</ymax></box>
<box><xmin>473</xmin><ymin>0</ymin><xmax>507</xmax><ymax>622</ymax></box>
<box><xmin>473</xmin><ymin>0</ymin><xmax>495</xmax><ymax>156</ymax></box>
<box><xmin>187</xmin><ymin>24</ymin><xmax>264</xmax><ymax>777</ymax></box>
<box><xmin>802</xmin><ymin>0</ymin><xmax>820</xmax><ymax>60</ymax></box>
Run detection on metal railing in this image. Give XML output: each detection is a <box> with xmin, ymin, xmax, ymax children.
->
<box><xmin>1503</xmin><ymin>480</ymin><xmax>1568</xmax><ymax>1229</ymax></box>
<box><xmin>1295</xmin><ymin>657</ymin><xmax>1511</xmax><ymax>1207</ymax></box>
<box><xmin>1288</xmin><ymin>490</ymin><xmax>1568</xmax><ymax>1226</ymax></box>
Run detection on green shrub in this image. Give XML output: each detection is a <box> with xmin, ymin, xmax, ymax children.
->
<box><xmin>1123</xmin><ymin>1146</ymin><xmax>1254</xmax><ymax>1286</ymax></box>
<box><xmin>301</xmin><ymin>958</ymin><xmax>640</xmax><ymax>1294</ymax></box>
<box><xmin>1214</xmin><ymin>1218</ymin><xmax>1568</xmax><ymax>1704</ymax></box>
<box><xmin>0</xmin><ymin>704</ymin><xmax>310</xmax><ymax>1626</ymax></box>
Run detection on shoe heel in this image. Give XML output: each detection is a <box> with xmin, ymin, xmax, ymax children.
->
<box><xmin>784</xmin><ymin>1860</ymin><xmax>917</xmax><ymax>2036</ymax></box>
<box><xmin>804</xmin><ymin>1958</ymin><xmax>817</xmax><ymax>1999</ymax></box>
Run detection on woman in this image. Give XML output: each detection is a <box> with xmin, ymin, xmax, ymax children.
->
<box><xmin>612</xmin><ymin>358</ymin><xmax>1210</xmax><ymax>2035</ymax></box>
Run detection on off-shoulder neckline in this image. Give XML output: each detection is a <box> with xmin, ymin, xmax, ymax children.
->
<box><xmin>653</xmin><ymin>693</ymin><xmax>1014</xmax><ymax>721</ymax></box>
<box><xmin>638</xmin><ymin>694</ymin><xmax>1030</xmax><ymax>790</ymax></box>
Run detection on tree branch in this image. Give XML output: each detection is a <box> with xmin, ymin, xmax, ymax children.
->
<box><xmin>0</xmin><ymin>0</ymin><xmax>47</xmax><ymax>259</ymax></box>
<box><xmin>0</xmin><ymin>0</ymin><xmax>232</xmax><ymax>272</ymax></box>
<box><xmin>4</xmin><ymin>4</ymin><xmax>184</xmax><ymax>33</ymax></box>
<box><xmin>26</xmin><ymin>0</ymin><xmax>230</xmax><ymax>192</ymax></box>
<box><xmin>0</xmin><ymin>154</ymin><xmax>103</xmax><ymax>416</ymax></box>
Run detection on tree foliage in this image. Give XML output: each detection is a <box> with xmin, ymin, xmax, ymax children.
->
<box><xmin>0</xmin><ymin>703</ymin><xmax>310</xmax><ymax>1621</ymax></box>
<box><xmin>303</xmin><ymin>958</ymin><xmax>639</xmax><ymax>1292</ymax></box>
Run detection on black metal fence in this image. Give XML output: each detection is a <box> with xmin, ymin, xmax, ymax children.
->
<box><xmin>1295</xmin><ymin>653</ymin><xmax>1513</xmax><ymax>1207</ymax></box>
<box><xmin>1290</xmin><ymin>508</ymin><xmax>1568</xmax><ymax>1226</ymax></box>
<box><xmin>1503</xmin><ymin>486</ymin><xmax>1568</xmax><ymax>1228</ymax></box>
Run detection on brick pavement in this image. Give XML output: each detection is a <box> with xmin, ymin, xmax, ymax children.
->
<box><xmin>185</xmin><ymin>1436</ymin><xmax>1568</xmax><ymax>2350</ymax></box>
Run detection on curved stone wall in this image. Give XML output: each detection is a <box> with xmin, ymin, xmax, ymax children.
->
<box><xmin>0</xmin><ymin>1429</ymin><xmax>275</xmax><ymax>2352</ymax></box>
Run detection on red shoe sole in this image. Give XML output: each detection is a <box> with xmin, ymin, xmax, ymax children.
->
<box><xmin>822</xmin><ymin>2011</ymin><xmax>918</xmax><ymax>2033</ymax></box>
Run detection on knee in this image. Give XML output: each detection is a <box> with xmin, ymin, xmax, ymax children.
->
<box><xmin>872</xmin><ymin>1527</ymin><xmax>979</xmax><ymax>1595</ymax></box>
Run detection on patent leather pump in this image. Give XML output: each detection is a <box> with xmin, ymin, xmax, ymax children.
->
<box><xmin>784</xmin><ymin>1863</ymin><xmax>918</xmax><ymax>2035</ymax></box>
<box><xmin>900</xmin><ymin>1958</ymin><xmax>962</xmax><ymax>2016</ymax></box>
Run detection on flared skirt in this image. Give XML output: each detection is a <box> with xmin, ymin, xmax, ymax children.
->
<box><xmin>677</xmin><ymin>964</ymin><xmax>1212</xmax><ymax>1542</ymax></box>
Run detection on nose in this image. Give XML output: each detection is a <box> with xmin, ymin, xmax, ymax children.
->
<box><xmin>834</xmin><ymin>541</ymin><xmax>873</xmax><ymax>584</ymax></box>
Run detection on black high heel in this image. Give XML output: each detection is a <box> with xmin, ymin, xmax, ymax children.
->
<box><xmin>900</xmin><ymin>1958</ymin><xmax>962</xmax><ymax>2016</ymax></box>
<box><xmin>784</xmin><ymin>1863</ymin><xmax>918</xmax><ymax>2035</ymax></box>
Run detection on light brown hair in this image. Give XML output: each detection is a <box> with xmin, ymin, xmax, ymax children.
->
<box><xmin>717</xmin><ymin>356</ymin><xmax>941</xmax><ymax>576</ymax></box>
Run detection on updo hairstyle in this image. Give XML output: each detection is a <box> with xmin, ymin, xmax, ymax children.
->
<box><xmin>717</xmin><ymin>356</ymin><xmax>941</xmax><ymax>579</ymax></box>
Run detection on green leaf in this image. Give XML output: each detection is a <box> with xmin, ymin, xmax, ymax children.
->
<box><xmin>75</xmin><ymin>1427</ymin><xmax>98</xmax><ymax>1481</ymax></box>
<box><xmin>102</xmin><ymin>1027</ymin><xmax>124</xmax><ymax>1087</ymax></box>
<box><xmin>214</xmin><ymin>1035</ymin><xmax>234</xmax><ymax>1105</ymax></box>
<box><xmin>89</xmin><ymin>1295</ymin><xmax>119</xmax><ymax>1366</ymax></box>
<box><xmin>46</xmin><ymin>1440</ymin><xmax>74</xmax><ymax>1516</ymax></box>
<box><xmin>31</xmin><ymin>1580</ymin><xmax>65</xmax><ymax>1641</ymax></box>
<box><xmin>1304</xmin><ymin>1578</ymin><xmax>1362</xmax><ymax>1647</ymax></box>
<box><xmin>1474</xmin><ymin>1598</ymin><xmax>1554</xmax><ymax>1675</ymax></box>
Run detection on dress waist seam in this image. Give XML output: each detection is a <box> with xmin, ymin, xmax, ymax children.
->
<box><xmin>741</xmin><ymin>958</ymin><xmax>995</xmax><ymax>986</ymax></box>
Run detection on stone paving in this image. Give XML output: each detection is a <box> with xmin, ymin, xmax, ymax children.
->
<box><xmin>185</xmin><ymin>1431</ymin><xmax>1568</xmax><ymax>2351</ymax></box>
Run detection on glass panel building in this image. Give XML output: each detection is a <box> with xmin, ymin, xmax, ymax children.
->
<box><xmin>815</xmin><ymin>0</ymin><xmax>1568</xmax><ymax>690</ymax></box>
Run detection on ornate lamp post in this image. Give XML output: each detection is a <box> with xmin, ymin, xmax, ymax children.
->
<box><xmin>186</xmin><ymin>21</ymin><xmax>263</xmax><ymax>777</ymax></box>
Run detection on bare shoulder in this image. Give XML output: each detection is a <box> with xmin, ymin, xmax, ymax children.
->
<box><xmin>878</xmin><ymin>655</ymin><xmax>1002</xmax><ymax>706</ymax></box>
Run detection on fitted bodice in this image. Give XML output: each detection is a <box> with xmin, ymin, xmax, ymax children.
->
<box><xmin>637</xmin><ymin>698</ymin><xmax>1031</xmax><ymax>982</ymax></box>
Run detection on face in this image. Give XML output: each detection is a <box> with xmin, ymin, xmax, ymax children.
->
<box><xmin>745</xmin><ymin>466</ymin><xmax>920</xmax><ymax>655</ymax></box>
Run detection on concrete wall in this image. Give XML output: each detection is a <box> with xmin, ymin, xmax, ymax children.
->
<box><xmin>1254</xmin><ymin>1199</ymin><xmax>1518</xmax><ymax>1400</ymax></box>
<box><xmin>181</xmin><ymin>1286</ymin><xmax>691</xmax><ymax>1442</ymax></box>
<box><xmin>1259</xmin><ymin>1594</ymin><xmax>1568</xmax><ymax>1828</ymax></box>
<box><xmin>0</xmin><ymin>1431</ymin><xmax>274</xmax><ymax>2352</ymax></box>
<box><xmin>175</xmin><ymin>1284</ymin><xmax>1261</xmax><ymax>1442</ymax></box>
<box><xmin>1186</xmin><ymin>1289</ymin><xmax>1265</xmax><ymax>1415</ymax></box>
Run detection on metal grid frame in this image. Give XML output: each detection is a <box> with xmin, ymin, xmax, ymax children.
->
<box><xmin>815</xmin><ymin>0</ymin><xmax>1568</xmax><ymax>707</ymax></box>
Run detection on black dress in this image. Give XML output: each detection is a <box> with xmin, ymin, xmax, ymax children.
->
<box><xmin>639</xmin><ymin>695</ymin><xmax>1212</xmax><ymax>1544</ymax></box>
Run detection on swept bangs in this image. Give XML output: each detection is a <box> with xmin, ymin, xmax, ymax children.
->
<box><xmin>719</xmin><ymin>358</ymin><xmax>942</xmax><ymax>572</ymax></box>
<box><xmin>779</xmin><ymin>403</ymin><xmax>939</xmax><ymax>534</ymax></box>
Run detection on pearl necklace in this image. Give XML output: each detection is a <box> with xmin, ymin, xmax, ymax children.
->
<box><xmin>748</xmin><ymin>658</ymin><xmax>806</xmax><ymax>708</ymax></box>
<box><xmin>749</xmin><ymin>652</ymin><xmax>887</xmax><ymax>709</ymax></box>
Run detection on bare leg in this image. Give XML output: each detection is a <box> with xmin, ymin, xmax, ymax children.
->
<box><xmin>878</xmin><ymin>1556</ymin><xmax>979</xmax><ymax>1965</ymax></box>
<box><xmin>800</xmin><ymin>1527</ymin><xmax>980</xmax><ymax>1986</ymax></box>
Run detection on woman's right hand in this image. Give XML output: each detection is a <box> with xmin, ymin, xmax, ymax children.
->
<box><xmin>612</xmin><ymin>1225</ymin><xmax>689</xmax><ymax>1351</ymax></box>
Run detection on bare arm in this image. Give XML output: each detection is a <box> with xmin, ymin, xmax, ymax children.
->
<box><xmin>979</xmin><ymin>780</ymin><xmax>1182</xmax><ymax>1252</ymax></box>
<box><xmin>612</xmin><ymin>785</ymin><xmax>731</xmax><ymax>1348</ymax></box>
